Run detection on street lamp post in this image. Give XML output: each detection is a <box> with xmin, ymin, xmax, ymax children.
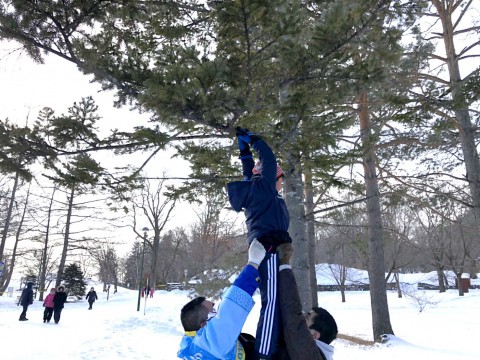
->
<box><xmin>137</xmin><ymin>227</ymin><xmax>149</xmax><ymax>312</ymax></box>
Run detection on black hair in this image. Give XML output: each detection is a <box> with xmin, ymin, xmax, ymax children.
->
<box><xmin>180</xmin><ymin>297</ymin><xmax>208</xmax><ymax>331</ymax></box>
<box><xmin>310</xmin><ymin>307</ymin><xmax>338</xmax><ymax>344</ymax></box>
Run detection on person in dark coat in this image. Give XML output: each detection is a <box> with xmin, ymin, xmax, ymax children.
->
<box><xmin>227</xmin><ymin>127</ymin><xmax>291</xmax><ymax>359</ymax></box>
<box><xmin>277</xmin><ymin>243</ymin><xmax>337</xmax><ymax>360</ymax></box>
<box><xmin>53</xmin><ymin>285</ymin><xmax>67</xmax><ymax>324</ymax></box>
<box><xmin>85</xmin><ymin>287</ymin><xmax>98</xmax><ymax>310</ymax></box>
<box><xmin>18</xmin><ymin>282</ymin><xmax>34</xmax><ymax>321</ymax></box>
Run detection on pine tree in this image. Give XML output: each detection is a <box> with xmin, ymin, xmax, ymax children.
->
<box><xmin>62</xmin><ymin>263</ymin><xmax>87</xmax><ymax>297</ymax></box>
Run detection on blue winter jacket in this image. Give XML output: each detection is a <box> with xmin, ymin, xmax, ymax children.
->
<box><xmin>177</xmin><ymin>265</ymin><xmax>259</xmax><ymax>360</ymax></box>
<box><xmin>227</xmin><ymin>139</ymin><xmax>290</xmax><ymax>244</ymax></box>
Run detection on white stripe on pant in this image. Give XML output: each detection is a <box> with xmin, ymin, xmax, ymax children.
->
<box><xmin>259</xmin><ymin>254</ymin><xmax>277</xmax><ymax>355</ymax></box>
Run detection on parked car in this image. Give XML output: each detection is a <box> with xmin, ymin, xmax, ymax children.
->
<box><xmin>66</xmin><ymin>295</ymin><xmax>82</xmax><ymax>303</ymax></box>
<box><xmin>166</xmin><ymin>283</ymin><xmax>183</xmax><ymax>291</ymax></box>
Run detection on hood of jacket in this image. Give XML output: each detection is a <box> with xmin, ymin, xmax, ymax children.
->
<box><xmin>316</xmin><ymin>340</ymin><xmax>334</xmax><ymax>360</ymax></box>
<box><xmin>227</xmin><ymin>180</ymin><xmax>252</xmax><ymax>212</ymax></box>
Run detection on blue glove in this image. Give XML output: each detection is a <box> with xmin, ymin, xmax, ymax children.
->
<box><xmin>238</xmin><ymin>136</ymin><xmax>251</xmax><ymax>151</ymax></box>
<box><xmin>235</xmin><ymin>127</ymin><xmax>251</xmax><ymax>137</ymax></box>
<box><xmin>237</xmin><ymin>126</ymin><xmax>255</xmax><ymax>143</ymax></box>
<box><xmin>236</xmin><ymin>126</ymin><xmax>253</xmax><ymax>151</ymax></box>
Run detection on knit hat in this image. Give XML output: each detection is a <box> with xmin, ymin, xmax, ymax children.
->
<box><xmin>252</xmin><ymin>161</ymin><xmax>284</xmax><ymax>179</ymax></box>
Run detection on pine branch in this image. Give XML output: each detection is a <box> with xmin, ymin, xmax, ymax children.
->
<box><xmin>417</xmin><ymin>72</ymin><xmax>450</xmax><ymax>85</ymax></box>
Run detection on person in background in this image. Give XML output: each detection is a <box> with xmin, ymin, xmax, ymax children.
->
<box><xmin>227</xmin><ymin>127</ymin><xmax>291</xmax><ymax>359</ymax></box>
<box><xmin>53</xmin><ymin>285</ymin><xmax>68</xmax><ymax>324</ymax></box>
<box><xmin>277</xmin><ymin>243</ymin><xmax>338</xmax><ymax>360</ymax></box>
<box><xmin>86</xmin><ymin>287</ymin><xmax>98</xmax><ymax>310</ymax></box>
<box><xmin>43</xmin><ymin>288</ymin><xmax>56</xmax><ymax>323</ymax></box>
<box><xmin>149</xmin><ymin>287</ymin><xmax>154</xmax><ymax>298</ymax></box>
<box><xmin>18</xmin><ymin>282</ymin><xmax>34</xmax><ymax>321</ymax></box>
<box><xmin>177</xmin><ymin>239</ymin><xmax>266</xmax><ymax>360</ymax></box>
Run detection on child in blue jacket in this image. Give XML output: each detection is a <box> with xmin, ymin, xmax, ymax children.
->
<box><xmin>227</xmin><ymin>127</ymin><xmax>292</xmax><ymax>359</ymax></box>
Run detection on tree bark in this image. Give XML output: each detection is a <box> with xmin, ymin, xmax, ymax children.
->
<box><xmin>394</xmin><ymin>271</ymin><xmax>402</xmax><ymax>298</ymax></box>
<box><xmin>38</xmin><ymin>186</ymin><xmax>56</xmax><ymax>301</ymax></box>
<box><xmin>340</xmin><ymin>264</ymin><xmax>346</xmax><ymax>303</ymax></box>
<box><xmin>456</xmin><ymin>273</ymin><xmax>465</xmax><ymax>296</ymax></box>
<box><xmin>436</xmin><ymin>268</ymin><xmax>446</xmax><ymax>293</ymax></box>
<box><xmin>304</xmin><ymin>158</ymin><xmax>319</xmax><ymax>307</ymax></box>
<box><xmin>358</xmin><ymin>91</ymin><xmax>394</xmax><ymax>341</ymax></box>
<box><xmin>284</xmin><ymin>149</ymin><xmax>312</xmax><ymax>311</ymax></box>
<box><xmin>56</xmin><ymin>186</ymin><xmax>75</xmax><ymax>288</ymax></box>
<box><xmin>0</xmin><ymin>170</ymin><xmax>20</xmax><ymax>274</ymax></box>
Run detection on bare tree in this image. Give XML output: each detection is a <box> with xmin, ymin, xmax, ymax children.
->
<box><xmin>155</xmin><ymin>228</ymin><xmax>185</xmax><ymax>284</ymax></box>
<box><xmin>90</xmin><ymin>245</ymin><xmax>120</xmax><ymax>293</ymax></box>
<box><xmin>130</xmin><ymin>177</ymin><xmax>176</xmax><ymax>288</ymax></box>
<box><xmin>383</xmin><ymin>205</ymin><xmax>417</xmax><ymax>298</ymax></box>
<box><xmin>0</xmin><ymin>183</ymin><xmax>32</xmax><ymax>294</ymax></box>
<box><xmin>187</xmin><ymin>194</ymin><xmax>241</xmax><ymax>276</ymax></box>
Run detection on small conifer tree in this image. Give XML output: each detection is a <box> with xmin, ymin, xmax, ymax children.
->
<box><xmin>62</xmin><ymin>263</ymin><xmax>87</xmax><ymax>297</ymax></box>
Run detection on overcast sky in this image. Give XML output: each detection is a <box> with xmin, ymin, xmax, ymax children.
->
<box><xmin>0</xmin><ymin>41</ymin><xmax>211</xmax><ymax>257</ymax></box>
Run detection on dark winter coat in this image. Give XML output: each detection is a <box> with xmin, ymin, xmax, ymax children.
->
<box><xmin>227</xmin><ymin>139</ymin><xmax>290</xmax><ymax>245</ymax></box>
<box><xmin>53</xmin><ymin>290</ymin><xmax>67</xmax><ymax>309</ymax></box>
<box><xmin>86</xmin><ymin>290</ymin><xmax>98</xmax><ymax>303</ymax></box>
<box><xmin>20</xmin><ymin>283</ymin><xmax>34</xmax><ymax>306</ymax></box>
<box><xmin>278</xmin><ymin>267</ymin><xmax>331</xmax><ymax>360</ymax></box>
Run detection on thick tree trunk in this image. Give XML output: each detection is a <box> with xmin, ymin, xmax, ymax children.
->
<box><xmin>0</xmin><ymin>184</ymin><xmax>30</xmax><ymax>294</ymax></box>
<box><xmin>456</xmin><ymin>273</ymin><xmax>465</xmax><ymax>297</ymax></box>
<box><xmin>284</xmin><ymin>149</ymin><xmax>312</xmax><ymax>311</ymax></box>
<box><xmin>0</xmin><ymin>171</ymin><xmax>19</xmax><ymax>269</ymax></box>
<box><xmin>0</xmin><ymin>227</ymin><xmax>21</xmax><ymax>295</ymax></box>
<box><xmin>358</xmin><ymin>91</ymin><xmax>394</xmax><ymax>341</ymax></box>
<box><xmin>56</xmin><ymin>186</ymin><xmax>75</xmax><ymax>288</ymax></box>
<box><xmin>436</xmin><ymin>268</ymin><xmax>446</xmax><ymax>293</ymax></box>
<box><xmin>340</xmin><ymin>264</ymin><xmax>346</xmax><ymax>303</ymax></box>
<box><xmin>304</xmin><ymin>159</ymin><xmax>319</xmax><ymax>307</ymax></box>
<box><xmin>150</xmin><ymin>230</ymin><xmax>160</xmax><ymax>288</ymax></box>
<box><xmin>394</xmin><ymin>271</ymin><xmax>402</xmax><ymax>298</ymax></box>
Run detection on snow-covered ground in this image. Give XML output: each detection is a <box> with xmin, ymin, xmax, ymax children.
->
<box><xmin>0</xmin><ymin>276</ymin><xmax>478</xmax><ymax>360</ymax></box>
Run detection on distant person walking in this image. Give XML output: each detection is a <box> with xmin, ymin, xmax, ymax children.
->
<box><xmin>86</xmin><ymin>287</ymin><xmax>98</xmax><ymax>310</ymax></box>
<box><xmin>43</xmin><ymin>288</ymin><xmax>56</xmax><ymax>323</ymax></box>
<box><xmin>149</xmin><ymin>287</ymin><xmax>154</xmax><ymax>298</ymax></box>
<box><xmin>53</xmin><ymin>285</ymin><xmax>67</xmax><ymax>324</ymax></box>
<box><xmin>18</xmin><ymin>282</ymin><xmax>34</xmax><ymax>321</ymax></box>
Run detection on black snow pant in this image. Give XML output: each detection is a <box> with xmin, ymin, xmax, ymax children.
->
<box><xmin>43</xmin><ymin>307</ymin><xmax>54</xmax><ymax>322</ymax></box>
<box><xmin>53</xmin><ymin>307</ymin><xmax>63</xmax><ymax>323</ymax></box>
<box><xmin>254</xmin><ymin>252</ymin><xmax>282</xmax><ymax>359</ymax></box>
<box><xmin>253</xmin><ymin>230</ymin><xmax>292</xmax><ymax>359</ymax></box>
<box><xmin>88</xmin><ymin>300</ymin><xmax>94</xmax><ymax>309</ymax></box>
<box><xmin>19</xmin><ymin>304</ymin><xmax>29</xmax><ymax>320</ymax></box>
